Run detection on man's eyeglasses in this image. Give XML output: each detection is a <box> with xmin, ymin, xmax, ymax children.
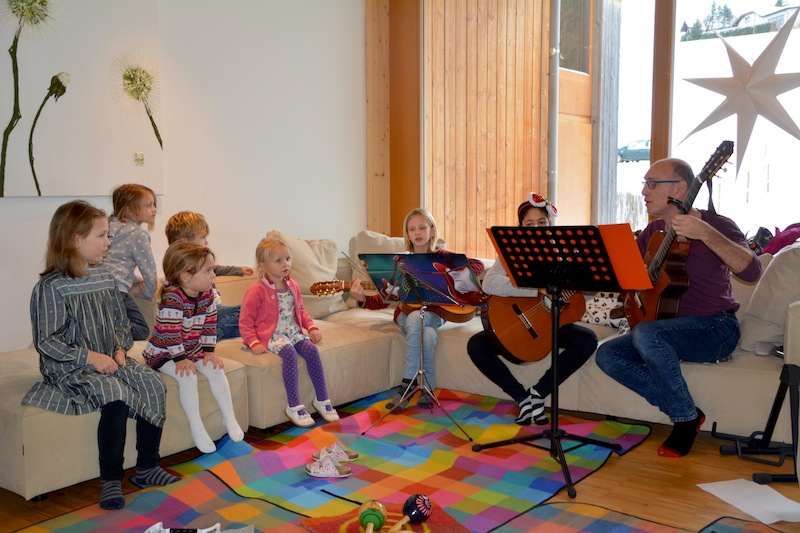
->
<box><xmin>642</xmin><ymin>179</ymin><xmax>679</xmax><ymax>190</ymax></box>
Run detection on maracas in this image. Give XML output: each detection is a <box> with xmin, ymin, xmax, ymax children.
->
<box><xmin>387</xmin><ymin>493</ymin><xmax>432</xmax><ymax>532</ymax></box>
<box><xmin>358</xmin><ymin>499</ymin><xmax>387</xmax><ymax>533</ymax></box>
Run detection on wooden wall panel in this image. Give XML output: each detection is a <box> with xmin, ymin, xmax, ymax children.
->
<box><xmin>424</xmin><ymin>0</ymin><xmax>547</xmax><ymax>259</ymax></box>
<box><xmin>367</xmin><ymin>1</ymin><xmax>596</xmax><ymax>258</ymax></box>
<box><xmin>558</xmin><ymin>68</ymin><xmax>593</xmax><ymax>224</ymax></box>
<box><xmin>365</xmin><ymin>0</ymin><xmax>391</xmax><ymax>234</ymax></box>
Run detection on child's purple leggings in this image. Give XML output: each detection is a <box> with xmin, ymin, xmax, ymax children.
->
<box><xmin>279</xmin><ymin>339</ymin><xmax>329</xmax><ymax>407</ymax></box>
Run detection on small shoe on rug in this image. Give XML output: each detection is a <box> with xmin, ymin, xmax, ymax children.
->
<box><xmin>312</xmin><ymin>441</ymin><xmax>359</xmax><ymax>463</ymax></box>
<box><xmin>285</xmin><ymin>404</ymin><xmax>315</xmax><ymax>428</ymax></box>
<box><xmin>417</xmin><ymin>394</ymin><xmax>434</xmax><ymax>409</ymax></box>
<box><xmin>312</xmin><ymin>397</ymin><xmax>340</xmax><ymax>422</ymax></box>
<box><xmin>658</xmin><ymin>408</ymin><xmax>705</xmax><ymax>457</ymax></box>
<box><xmin>515</xmin><ymin>387</ymin><xmax>548</xmax><ymax>426</ymax></box>
<box><xmin>130</xmin><ymin>466</ymin><xmax>180</xmax><ymax>489</ymax></box>
<box><xmin>386</xmin><ymin>379</ymin><xmax>412</xmax><ymax>411</ymax></box>
<box><xmin>305</xmin><ymin>455</ymin><xmax>352</xmax><ymax>478</ymax></box>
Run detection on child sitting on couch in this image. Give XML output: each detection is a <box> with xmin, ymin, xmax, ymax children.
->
<box><xmin>239</xmin><ymin>237</ymin><xmax>339</xmax><ymax>427</ymax></box>
<box><xmin>165</xmin><ymin>211</ymin><xmax>254</xmax><ymax>339</ymax></box>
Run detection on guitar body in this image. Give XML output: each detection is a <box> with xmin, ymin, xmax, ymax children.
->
<box><xmin>481</xmin><ymin>292</ymin><xmax>586</xmax><ymax>363</ymax></box>
<box><xmin>399</xmin><ymin>302</ymin><xmax>478</xmax><ymax>323</ymax></box>
<box><xmin>623</xmin><ymin>231</ymin><xmax>691</xmax><ymax>329</ymax></box>
<box><xmin>310</xmin><ymin>280</ymin><xmax>478</xmax><ymax>323</ymax></box>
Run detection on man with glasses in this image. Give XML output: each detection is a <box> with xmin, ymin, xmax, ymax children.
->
<box><xmin>596</xmin><ymin>158</ymin><xmax>762</xmax><ymax>458</ymax></box>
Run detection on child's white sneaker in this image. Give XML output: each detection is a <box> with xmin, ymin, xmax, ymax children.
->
<box><xmin>285</xmin><ymin>404</ymin><xmax>314</xmax><ymax>427</ymax></box>
<box><xmin>312</xmin><ymin>398</ymin><xmax>340</xmax><ymax>423</ymax></box>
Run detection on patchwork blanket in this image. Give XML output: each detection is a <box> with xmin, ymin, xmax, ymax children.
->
<box><xmin>25</xmin><ymin>390</ymin><xmax>651</xmax><ymax>533</ymax></box>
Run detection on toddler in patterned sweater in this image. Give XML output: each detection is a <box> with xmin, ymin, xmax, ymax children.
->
<box><xmin>143</xmin><ymin>241</ymin><xmax>244</xmax><ymax>453</ymax></box>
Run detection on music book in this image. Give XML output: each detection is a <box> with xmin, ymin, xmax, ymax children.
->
<box><xmin>358</xmin><ymin>252</ymin><xmax>488</xmax><ymax>307</ymax></box>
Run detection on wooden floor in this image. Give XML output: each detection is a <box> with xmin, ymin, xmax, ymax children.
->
<box><xmin>1</xmin><ymin>416</ymin><xmax>799</xmax><ymax>532</ymax></box>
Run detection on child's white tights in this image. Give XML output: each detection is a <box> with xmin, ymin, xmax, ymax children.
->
<box><xmin>159</xmin><ymin>360</ymin><xmax>245</xmax><ymax>454</ymax></box>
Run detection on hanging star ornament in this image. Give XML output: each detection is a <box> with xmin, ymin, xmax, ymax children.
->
<box><xmin>681</xmin><ymin>8</ymin><xmax>800</xmax><ymax>171</ymax></box>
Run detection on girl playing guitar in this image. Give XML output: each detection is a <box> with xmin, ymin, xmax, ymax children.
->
<box><xmin>467</xmin><ymin>193</ymin><xmax>598</xmax><ymax>426</ymax></box>
<box><xmin>350</xmin><ymin>208</ymin><xmax>485</xmax><ymax>411</ymax></box>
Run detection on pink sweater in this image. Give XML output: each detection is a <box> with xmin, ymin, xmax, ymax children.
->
<box><xmin>238</xmin><ymin>276</ymin><xmax>317</xmax><ymax>349</ymax></box>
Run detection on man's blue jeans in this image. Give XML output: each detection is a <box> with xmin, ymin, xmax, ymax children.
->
<box><xmin>596</xmin><ymin>311</ymin><xmax>740</xmax><ymax>422</ymax></box>
<box><xmin>397</xmin><ymin>308</ymin><xmax>445</xmax><ymax>389</ymax></box>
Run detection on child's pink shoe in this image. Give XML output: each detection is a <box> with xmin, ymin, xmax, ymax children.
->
<box><xmin>312</xmin><ymin>441</ymin><xmax>359</xmax><ymax>462</ymax></box>
<box><xmin>305</xmin><ymin>454</ymin><xmax>351</xmax><ymax>478</ymax></box>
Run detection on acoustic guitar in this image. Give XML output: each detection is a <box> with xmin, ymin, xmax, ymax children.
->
<box><xmin>309</xmin><ymin>279</ymin><xmax>479</xmax><ymax>323</ymax></box>
<box><xmin>623</xmin><ymin>140</ymin><xmax>734</xmax><ymax>329</ymax></box>
<box><xmin>481</xmin><ymin>291</ymin><xmax>586</xmax><ymax>363</ymax></box>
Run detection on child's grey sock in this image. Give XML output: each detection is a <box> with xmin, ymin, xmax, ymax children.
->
<box><xmin>99</xmin><ymin>480</ymin><xmax>124</xmax><ymax>510</ymax></box>
<box><xmin>130</xmin><ymin>466</ymin><xmax>180</xmax><ymax>488</ymax></box>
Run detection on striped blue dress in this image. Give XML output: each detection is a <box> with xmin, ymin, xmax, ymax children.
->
<box><xmin>22</xmin><ymin>267</ymin><xmax>167</xmax><ymax>427</ymax></box>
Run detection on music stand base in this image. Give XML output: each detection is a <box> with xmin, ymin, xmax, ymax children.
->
<box><xmin>471</xmin><ymin>425</ymin><xmax>622</xmax><ymax>498</ymax></box>
<box><xmin>361</xmin><ymin>306</ymin><xmax>472</xmax><ymax>441</ymax></box>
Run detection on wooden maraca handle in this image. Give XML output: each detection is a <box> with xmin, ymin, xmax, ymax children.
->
<box><xmin>387</xmin><ymin>516</ymin><xmax>410</xmax><ymax>533</ymax></box>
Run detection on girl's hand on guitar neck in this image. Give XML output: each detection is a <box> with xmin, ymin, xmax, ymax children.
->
<box><xmin>350</xmin><ymin>278</ymin><xmax>366</xmax><ymax>303</ymax></box>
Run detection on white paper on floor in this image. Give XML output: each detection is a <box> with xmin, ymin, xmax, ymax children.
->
<box><xmin>698</xmin><ymin>479</ymin><xmax>800</xmax><ymax>524</ymax></box>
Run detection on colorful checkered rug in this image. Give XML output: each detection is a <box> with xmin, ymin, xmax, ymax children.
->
<box><xmin>24</xmin><ymin>390</ymin><xmax>655</xmax><ymax>532</ymax></box>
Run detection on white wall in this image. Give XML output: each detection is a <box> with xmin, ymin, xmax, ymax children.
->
<box><xmin>0</xmin><ymin>0</ymin><xmax>366</xmax><ymax>351</ymax></box>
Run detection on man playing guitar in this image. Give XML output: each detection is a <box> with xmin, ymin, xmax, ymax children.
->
<box><xmin>597</xmin><ymin>157</ymin><xmax>762</xmax><ymax>458</ymax></box>
<box><xmin>467</xmin><ymin>193</ymin><xmax>598</xmax><ymax>426</ymax></box>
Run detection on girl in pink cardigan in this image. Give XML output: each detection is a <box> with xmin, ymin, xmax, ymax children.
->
<box><xmin>238</xmin><ymin>237</ymin><xmax>338</xmax><ymax>427</ymax></box>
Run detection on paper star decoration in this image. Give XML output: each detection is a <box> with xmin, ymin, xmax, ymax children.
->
<box><xmin>680</xmin><ymin>8</ymin><xmax>800</xmax><ymax>171</ymax></box>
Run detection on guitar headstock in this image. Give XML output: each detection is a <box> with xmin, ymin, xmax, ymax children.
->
<box><xmin>697</xmin><ymin>140</ymin><xmax>734</xmax><ymax>183</ymax></box>
<box><xmin>310</xmin><ymin>280</ymin><xmax>346</xmax><ymax>296</ymax></box>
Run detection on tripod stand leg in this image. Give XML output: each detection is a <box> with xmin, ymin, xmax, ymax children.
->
<box><xmin>361</xmin><ymin>378</ymin><xmax>419</xmax><ymax>436</ymax></box>
<box><xmin>363</xmin><ymin>305</ymin><xmax>472</xmax><ymax>441</ymax></box>
<box><xmin>550</xmin><ymin>431</ymin><xmax>577</xmax><ymax>498</ymax></box>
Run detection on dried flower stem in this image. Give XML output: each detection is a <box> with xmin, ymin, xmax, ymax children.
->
<box><xmin>28</xmin><ymin>74</ymin><xmax>69</xmax><ymax>196</ymax></box>
<box><xmin>0</xmin><ymin>28</ymin><xmax>23</xmax><ymax>197</ymax></box>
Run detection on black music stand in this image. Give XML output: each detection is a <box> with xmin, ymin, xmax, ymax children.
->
<box><xmin>358</xmin><ymin>252</ymin><xmax>483</xmax><ymax>440</ymax></box>
<box><xmin>471</xmin><ymin>224</ymin><xmax>651</xmax><ymax>498</ymax></box>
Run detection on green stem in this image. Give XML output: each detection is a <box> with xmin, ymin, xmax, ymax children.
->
<box><xmin>0</xmin><ymin>28</ymin><xmax>22</xmax><ymax>197</ymax></box>
<box><xmin>28</xmin><ymin>92</ymin><xmax>52</xmax><ymax>196</ymax></box>
<box><xmin>144</xmin><ymin>102</ymin><xmax>162</xmax><ymax>149</ymax></box>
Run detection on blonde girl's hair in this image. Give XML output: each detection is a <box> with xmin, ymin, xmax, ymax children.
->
<box><xmin>402</xmin><ymin>208</ymin><xmax>438</xmax><ymax>252</ymax></box>
<box><xmin>159</xmin><ymin>241</ymin><xmax>215</xmax><ymax>300</ymax></box>
<box><xmin>165</xmin><ymin>211</ymin><xmax>210</xmax><ymax>244</ymax></box>
<box><xmin>255</xmin><ymin>237</ymin><xmax>289</xmax><ymax>275</ymax></box>
<box><xmin>111</xmin><ymin>183</ymin><xmax>157</xmax><ymax>232</ymax></box>
<box><xmin>42</xmin><ymin>200</ymin><xmax>106</xmax><ymax>279</ymax></box>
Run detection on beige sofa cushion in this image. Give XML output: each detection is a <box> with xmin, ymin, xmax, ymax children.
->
<box><xmin>740</xmin><ymin>245</ymin><xmax>800</xmax><ymax>352</ymax></box>
<box><xmin>266</xmin><ymin>230</ymin><xmax>348</xmax><ymax>319</ymax></box>
<box><xmin>214</xmin><ymin>320</ymin><xmax>401</xmax><ymax>428</ymax></box>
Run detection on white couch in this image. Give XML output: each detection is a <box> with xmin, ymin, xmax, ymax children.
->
<box><xmin>0</xmin><ymin>229</ymin><xmax>796</xmax><ymax>502</ymax></box>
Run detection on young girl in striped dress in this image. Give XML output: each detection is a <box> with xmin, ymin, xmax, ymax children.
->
<box><xmin>24</xmin><ymin>200</ymin><xmax>178</xmax><ymax>511</ymax></box>
<box><xmin>143</xmin><ymin>241</ymin><xmax>244</xmax><ymax>453</ymax></box>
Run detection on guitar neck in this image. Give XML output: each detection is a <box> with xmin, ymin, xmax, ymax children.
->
<box><xmin>647</xmin><ymin>141</ymin><xmax>733</xmax><ymax>280</ymax></box>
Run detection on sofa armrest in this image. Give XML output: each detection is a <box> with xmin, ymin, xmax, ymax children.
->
<box><xmin>785</xmin><ymin>300</ymin><xmax>800</xmax><ymax>365</ymax></box>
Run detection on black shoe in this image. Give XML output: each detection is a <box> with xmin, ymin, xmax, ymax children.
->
<box><xmin>386</xmin><ymin>381</ymin><xmax>412</xmax><ymax>411</ymax></box>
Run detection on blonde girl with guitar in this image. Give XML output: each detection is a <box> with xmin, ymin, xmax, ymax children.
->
<box><xmin>350</xmin><ymin>208</ymin><xmax>484</xmax><ymax>411</ymax></box>
<box><xmin>467</xmin><ymin>193</ymin><xmax>598</xmax><ymax>426</ymax></box>
<box><xmin>596</xmin><ymin>156</ymin><xmax>761</xmax><ymax>458</ymax></box>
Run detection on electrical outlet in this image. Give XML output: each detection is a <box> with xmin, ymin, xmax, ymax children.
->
<box><xmin>133</xmin><ymin>153</ymin><xmax>145</xmax><ymax>166</ymax></box>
